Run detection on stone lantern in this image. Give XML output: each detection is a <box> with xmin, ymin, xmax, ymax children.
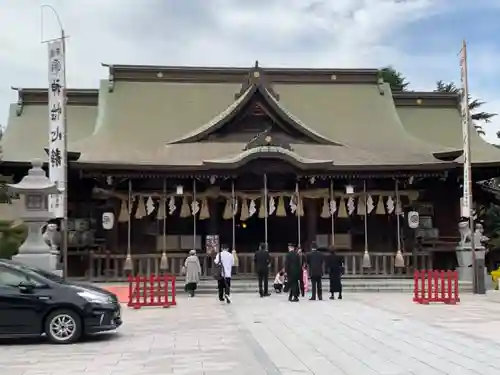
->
<box><xmin>7</xmin><ymin>159</ymin><xmax>61</xmax><ymax>274</ymax></box>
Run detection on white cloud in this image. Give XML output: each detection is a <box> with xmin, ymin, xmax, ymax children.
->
<box><xmin>0</xmin><ymin>0</ymin><xmax>498</xmax><ymax>143</ymax></box>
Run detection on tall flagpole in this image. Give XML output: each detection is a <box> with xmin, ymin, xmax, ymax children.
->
<box><xmin>42</xmin><ymin>5</ymin><xmax>69</xmax><ymax>279</ymax></box>
<box><xmin>460</xmin><ymin>40</ymin><xmax>478</xmax><ymax>293</ymax></box>
<box><xmin>263</xmin><ymin>174</ymin><xmax>268</xmax><ymax>249</ymax></box>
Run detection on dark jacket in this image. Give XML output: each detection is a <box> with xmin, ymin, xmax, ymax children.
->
<box><xmin>254</xmin><ymin>250</ymin><xmax>270</xmax><ymax>274</ymax></box>
<box><xmin>285</xmin><ymin>251</ymin><xmax>301</xmax><ymax>280</ymax></box>
<box><xmin>327</xmin><ymin>253</ymin><xmax>344</xmax><ymax>279</ymax></box>
<box><xmin>307</xmin><ymin>250</ymin><xmax>324</xmax><ymax>278</ymax></box>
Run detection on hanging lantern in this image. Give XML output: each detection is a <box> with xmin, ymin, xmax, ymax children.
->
<box><xmin>408</xmin><ymin>211</ymin><xmax>420</xmax><ymax>229</ymax></box>
<box><xmin>180</xmin><ymin>197</ymin><xmax>190</xmax><ymax>218</ymax></box>
<box><xmin>258</xmin><ymin>198</ymin><xmax>267</xmax><ymax>218</ymax></box>
<box><xmin>157</xmin><ymin>198</ymin><xmax>166</xmax><ymax>220</ymax></box>
<box><xmin>135</xmin><ymin>196</ymin><xmax>146</xmax><ymax>219</ymax></box>
<box><xmin>102</xmin><ymin>212</ymin><xmax>115</xmax><ymax>230</ymax></box>
<box><xmin>320</xmin><ymin>198</ymin><xmax>330</xmax><ymax>218</ymax></box>
<box><xmin>240</xmin><ymin>199</ymin><xmax>249</xmax><ymax>221</ymax></box>
<box><xmin>375</xmin><ymin>195</ymin><xmax>386</xmax><ymax>215</ymax></box>
<box><xmin>338</xmin><ymin>198</ymin><xmax>348</xmax><ymax>218</ymax></box>
<box><xmin>395</xmin><ymin>250</ymin><xmax>405</xmax><ymax>268</ymax></box>
<box><xmin>118</xmin><ymin>200</ymin><xmax>129</xmax><ymax>222</ymax></box>
<box><xmin>345</xmin><ymin>184</ymin><xmax>354</xmax><ymax>195</ymax></box>
<box><xmin>222</xmin><ymin>198</ymin><xmax>232</xmax><ymax>220</ymax></box>
<box><xmin>199</xmin><ymin>198</ymin><xmax>210</xmax><ymax>220</ymax></box>
<box><xmin>176</xmin><ymin>185</ymin><xmax>184</xmax><ymax>195</ymax></box>
<box><xmin>276</xmin><ymin>196</ymin><xmax>286</xmax><ymax>217</ymax></box>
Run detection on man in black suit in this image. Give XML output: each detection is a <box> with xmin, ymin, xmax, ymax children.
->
<box><xmin>327</xmin><ymin>247</ymin><xmax>344</xmax><ymax>300</ymax></box>
<box><xmin>307</xmin><ymin>243</ymin><xmax>324</xmax><ymax>300</ymax></box>
<box><xmin>285</xmin><ymin>244</ymin><xmax>301</xmax><ymax>302</ymax></box>
<box><xmin>254</xmin><ymin>243</ymin><xmax>271</xmax><ymax>297</ymax></box>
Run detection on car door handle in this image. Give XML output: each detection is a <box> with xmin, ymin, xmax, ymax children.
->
<box><xmin>37</xmin><ymin>296</ymin><xmax>51</xmax><ymax>300</ymax></box>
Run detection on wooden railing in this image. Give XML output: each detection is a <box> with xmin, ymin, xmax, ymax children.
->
<box><xmin>79</xmin><ymin>251</ymin><xmax>432</xmax><ymax>282</ymax></box>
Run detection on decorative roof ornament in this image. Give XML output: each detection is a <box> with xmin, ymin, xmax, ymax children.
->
<box><xmin>234</xmin><ymin>61</ymin><xmax>280</xmax><ymax>101</ymax></box>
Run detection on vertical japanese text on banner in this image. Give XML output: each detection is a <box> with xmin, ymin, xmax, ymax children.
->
<box><xmin>48</xmin><ymin>40</ymin><xmax>66</xmax><ymax>218</ymax></box>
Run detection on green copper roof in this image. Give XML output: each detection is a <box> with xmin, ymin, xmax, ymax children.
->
<box><xmin>397</xmin><ymin>106</ymin><xmax>500</xmax><ymax>165</ymax></box>
<box><xmin>2</xmin><ymin>102</ymin><xmax>96</xmax><ymax>162</ymax></box>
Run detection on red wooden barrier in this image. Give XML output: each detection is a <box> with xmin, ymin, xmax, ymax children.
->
<box><xmin>127</xmin><ymin>274</ymin><xmax>177</xmax><ymax>309</ymax></box>
<box><xmin>413</xmin><ymin>270</ymin><xmax>459</xmax><ymax>304</ymax></box>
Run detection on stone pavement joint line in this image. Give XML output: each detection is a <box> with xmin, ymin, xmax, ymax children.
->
<box><xmin>0</xmin><ymin>293</ymin><xmax>499</xmax><ymax>374</ymax></box>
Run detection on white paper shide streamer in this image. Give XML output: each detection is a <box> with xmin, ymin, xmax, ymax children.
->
<box><xmin>48</xmin><ymin>39</ymin><xmax>66</xmax><ymax>218</ymax></box>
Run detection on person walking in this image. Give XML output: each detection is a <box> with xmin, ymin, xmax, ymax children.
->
<box><xmin>327</xmin><ymin>247</ymin><xmax>344</xmax><ymax>300</ymax></box>
<box><xmin>306</xmin><ymin>243</ymin><xmax>324</xmax><ymax>300</ymax></box>
<box><xmin>285</xmin><ymin>244</ymin><xmax>301</xmax><ymax>302</ymax></box>
<box><xmin>183</xmin><ymin>250</ymin><xmax>201</xmax><ymax>297</ymax></box>
<box><xmin>214</xmin><ymin>245</ymin><xmax>234</xmax><ymax>303</ymax></box>
<box><xmin>254</xmin><ymin>243</ymin><xmax>271</xmax><ymax>297</ymax></box>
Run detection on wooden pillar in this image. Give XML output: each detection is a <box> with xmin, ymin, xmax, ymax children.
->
<box><xmin>305</xmin><ymin>198</ymin><xmax>318</xmax><ymax>251</ymax></box>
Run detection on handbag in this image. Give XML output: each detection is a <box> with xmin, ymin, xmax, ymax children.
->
<box><xmin>212</xmin><ymin>257</ymin><xmax>223</xmax><ymax>280</ymax></box>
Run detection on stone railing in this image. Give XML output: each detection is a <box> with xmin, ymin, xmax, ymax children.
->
<box><xmin>81</xmin><ymin>251</ymin><xmax>432</xmax><ymax>282</ymax></box>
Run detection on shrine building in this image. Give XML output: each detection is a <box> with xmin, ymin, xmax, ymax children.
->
<box><xmin>1</xmin><ymin>63</ymin><xmax>500</xmax><ymax>281</ymax></box>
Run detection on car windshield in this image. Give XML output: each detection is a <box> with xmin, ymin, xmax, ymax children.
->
<box><xmin>13</xmin><ymin>263</ymin><xmax>64</xmax><ymax>283</ymax></box>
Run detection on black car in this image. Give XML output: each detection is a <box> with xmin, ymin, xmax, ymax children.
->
<box><xmin>0</xmin><ymin>259</ymin><xmax>122</xmax><ymax>344</ymax></box>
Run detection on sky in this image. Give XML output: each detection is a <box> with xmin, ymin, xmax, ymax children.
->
<box><xmin>1</xmin><ymin>0</ymin><xmax>500</xmax><ymax>142</ymax></box>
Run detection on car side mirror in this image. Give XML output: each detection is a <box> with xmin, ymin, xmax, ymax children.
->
<box><xmin>18</xmin><ymin>281</ymin><xmax>35</xmax><ymax>294</ymax></box>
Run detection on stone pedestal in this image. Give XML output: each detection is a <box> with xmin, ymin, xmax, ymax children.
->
<box><xmin>456</xmin><ymin>246</ymin><xmax>488</xmax><ymax>293</ymax></box>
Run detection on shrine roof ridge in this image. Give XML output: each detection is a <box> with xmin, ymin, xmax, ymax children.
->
<box><xmin>393</xmin><ymin>91</ymin><xmax>460</xmax><ymax>108</ymax></box>
<box><xmin>102</xmin><ymin>63</ymin><xmax>380</xmax><ymax>84</ymax></box>
<box><xmin>11</xmin><ymin>87</ymin><xmax>98</xmax><ymax>106</ymax></box>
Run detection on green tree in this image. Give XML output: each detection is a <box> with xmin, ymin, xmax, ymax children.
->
<box><xmin>0</xmin><ymin>220</ymin><xmax>27</xmax><ymax>259</ymax></box>
<box><xmin>380</xmin><ymin>66</ymin><xmax>410</xmax><ymax>92</ymax></box>
<box><xmin>435</xmin><ymin>80</ymin><xmax>496</xmax><ymax>136</ymax></box>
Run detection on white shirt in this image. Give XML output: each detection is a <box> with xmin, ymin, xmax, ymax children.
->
<box><xmin>274</xmin><ymin>273</ymin><xmax>284</xmax><ymax>285</ymax></box>
<box><xmin>215</xmin><ymin>250</ymin><xmax>234</xmax><ymax>278</ymax></box>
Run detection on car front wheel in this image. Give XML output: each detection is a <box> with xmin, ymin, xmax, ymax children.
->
<box><xmin>45</xmin><ymin>309</ymin><xmax>82</xmax><ymax>344</ymax></box>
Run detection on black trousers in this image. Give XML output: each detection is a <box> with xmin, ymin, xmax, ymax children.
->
<box><xmin>274</xmin><ymin>283</ymin><xmax>283</xmax><ymax>293</ymax></box>
<box><xmin>288</xmin><ymin>278</ymin><xmax>299</xmax><ymax>300</ymax></box>
<box><xmin>257</xmin><ymin>272</ymin><xmax>269</xmax><ymax>296</ymax></box>
<box><xmin>217</xmin><ymin>277</ymin><xmax>231</xmax><ymax>301</ymax></box>
<box><xmin>310</xmin><ymin>277</ymin><xmax>322</xmax><ymax>300</ymax></box>
<box><xmin>299</xmin><ymin>277</ymin><xmax>305</xmax><ymax>297</ymax></box>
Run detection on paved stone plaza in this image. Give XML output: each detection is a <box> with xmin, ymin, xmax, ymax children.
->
<box><xmin>1</xmin><ymin>293</ymin><xmax>500</xmax><ymax>375</ymax></box>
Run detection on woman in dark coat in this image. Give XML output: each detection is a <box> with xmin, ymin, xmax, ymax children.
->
<box><xmin>327</xmin><ymin>247</ymin><xmax>344</xmax><ymax>300</ymax></box>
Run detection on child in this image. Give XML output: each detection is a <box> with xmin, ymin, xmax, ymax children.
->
<box><xmin>274</xmin><ymin>270</ymin><xmax>285</xmax><ymax>293</ymax></box>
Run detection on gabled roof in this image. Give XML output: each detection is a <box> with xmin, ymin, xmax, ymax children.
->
<box><xmin>168</xmin><ymin>64</ymin><xmax>340</xmax><ymax>146</ymax></box>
